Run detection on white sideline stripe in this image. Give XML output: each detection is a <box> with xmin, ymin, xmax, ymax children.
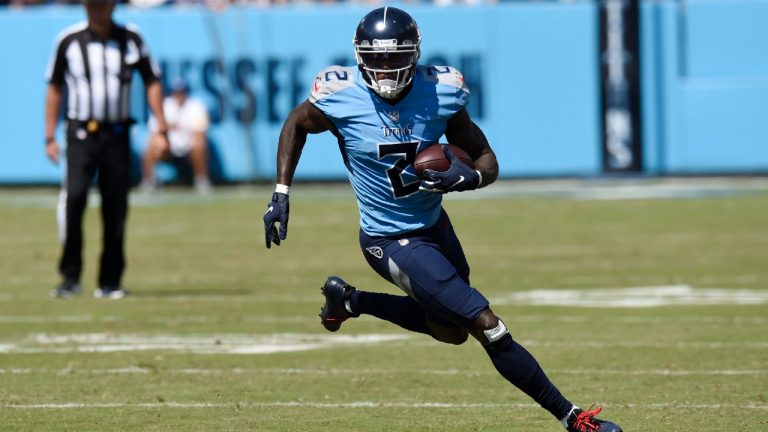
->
<box><xmin>491</xmin><ymin>285</ymin><xmax>768</xmax><ymax>308</ymax></box>
<box><xmin>2</xmin><ymin>367</ymin><xmax>765</xmax><ymax>377</ymax></box>
<box><xmin>0</xmin><ymin>333</ymin><xmax>410</xmax><ymax>354</ymax></box>
<box><xmin>4</xmin><ymin>401</ymin><xmax>768</xmax><ymax>410</ymax></box>
<box><xmin>1</xmin><ymin>333</ymin><xmax>765</xmax><ymax>354</ymax></box>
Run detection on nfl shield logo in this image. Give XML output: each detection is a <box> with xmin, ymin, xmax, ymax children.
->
<box><xmin>387</xmin><ymin>111</ymin><xmax>400</xmax><ymax>122</ymax></box>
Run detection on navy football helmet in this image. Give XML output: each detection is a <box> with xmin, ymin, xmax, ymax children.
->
<box><xmin>353</xmin><ymin>7</ymin><xmax>421</xmax><ymax>99</ymax></box>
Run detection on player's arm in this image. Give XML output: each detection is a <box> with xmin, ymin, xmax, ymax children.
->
<box><xmin>145</xmin><ymin>81</ymin><xmax>168</xmax><ymax>132</ymax></box>
<box><xmin>145</xmin><ymin>80</ymin><xmax>170</xmax><ymax>158</ymax></box>
<box><xmin>275</xmin><ymin>99</ymin><xmax>333</xmax><ymax>186</ymax></box>
<box><xmin>44</xmin><ymin>84</ymin><xmax>63</xmax><ymax>164</ymax></box>
<box><xmin>264</xmin><ymin>99</ymin><xmax>333</xmax><ymax>249</ymax></box>
<box><xmin>44</xmin><ymin>34</ymin><xmax>68</xmax><ymax>165</ymax></box>
<box><xmin>445</xmin><ymin>108</ymin><xmax>499</xmax><ymax>188</ymax></box>
<box><xmin>133</xmin><ymin>30</ymin><xmax>169</xmax><ymax>155</ymax></box>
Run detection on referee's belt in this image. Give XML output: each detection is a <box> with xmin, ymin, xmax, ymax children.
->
<box><xmin>70</xmin><ymin>119</ymin><xmax>135</xmax><ymax>134</ymax></box>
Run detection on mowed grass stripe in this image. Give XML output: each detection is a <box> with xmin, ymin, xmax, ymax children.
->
<box><xmin>2</xmin><ymin>367</ymin><xmax>766</xmax><ymax>376</ymax></box>
<box><xmin>1</xmin><ymin>186</ymin><xmax>766</xmax><ymax>431</ymax></box>
<box><xmin>1</xmin><ymin>314</ymin><xmax>767</xmax><ymax>324</ymax></box>
<box><xmin>4</xmin><ymin>401</ymin><xmax>768</xmax><ymax>410</ymax></box>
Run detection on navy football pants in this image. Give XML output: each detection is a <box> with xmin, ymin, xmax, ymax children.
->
<box><xmin>357</xmin><ymin>208</ymin><xmax>573</xmax><ymax>421</ymax></box>
<box><xmin>358</xmin><ymin>208</ymin><xmax>489</xmax><ymax>329</ymax></box>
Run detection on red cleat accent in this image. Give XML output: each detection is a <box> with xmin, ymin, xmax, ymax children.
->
<box><xmin>566</xmin><ymin>405</ymin><xmax>623</xmax><ymax>432</ymax></box>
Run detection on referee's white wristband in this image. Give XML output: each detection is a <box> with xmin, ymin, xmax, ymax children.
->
<box><xmin>275</xmin><ymin>184</ymin><xmax>290</xmax><ymax>195</ymax></box>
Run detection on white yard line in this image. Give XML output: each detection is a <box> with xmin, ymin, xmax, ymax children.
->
<box><xmin>4</xmin><ymin>401</ymin><xmax>767</xmax><ymax>410</ymax></box>
<box><xmin>491</xmin><ymin>285</ymin><xmax>768</xmax><ymax>307</ymax></box>
<box><xmin>0</xmin><ymin>333</ymin><xmax>411</xmax><ymax>355</ymax></box>
<box><xmin>0</xmin><ymin>332</ymin><xmax>765</xmax><ymax>354</ymax></box>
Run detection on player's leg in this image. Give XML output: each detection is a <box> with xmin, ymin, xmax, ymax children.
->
<box><xmin>320</xmin><ymin>273</ymin><xmax>470</xmax><ymax>344</ymax></box>
<box><xmin>363</xmin><ymin>227</ymin><xmax>471</xmax><ymax>343</ymax></box>
<box><xmin>434</xmin><ymin>213</ymin><xmax>622</xmax><ymax>431</ymax></box>
<box><xmin>95</xmin><ymin>129</ymin><xmax>131</xmax><ymax>292</ymax></box>
<box><xmin>57</xmin><ymin>130</ymin><xmax>97</xmax><ymax>290</ymax></box>
<box><xmin>319</xmin><ymin>229</ymin><xmax>468</xmax><ymax>344</ymax></box>
<box><xmin>471</xmin><ymin>308</ymin><xmax>572</xmax><ymax>420</ymax></box>
<box><xmin>188</xmin><ymin>131</ymin><xmax>211</xmax><ymax>193</ymax></box>
<box><xmin>140</xmin><ymin>133</ymin><xmax>163</xmax><ymax>191</ymax></box>
<box><xmin>473</xmin><ymin>308</ymin><xmax>622</xmax><ymax>431</ymax></box>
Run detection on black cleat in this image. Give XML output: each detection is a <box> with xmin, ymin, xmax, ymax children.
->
<box><xmin>566</xmin><ymin>406</ymin><xmax>623</xmax><ymax>432</ymax></box>
<box><xmin>319</xmin><ymin>276</ymin><xmax>358</xmax><ymax>332</ymax></box>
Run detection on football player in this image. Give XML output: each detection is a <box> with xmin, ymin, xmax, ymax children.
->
<box><xmin>263</xmin><ymin>7</ymin><xmax>622</xmax><ymax>432</ymax></box>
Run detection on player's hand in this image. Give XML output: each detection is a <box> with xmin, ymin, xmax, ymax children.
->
<box><xmin>263</xmin><ymin>192</ymin><xmax>289</xmax><ymax>249</ymax></box>
<box><xmin>45</xmin><ymin>139</ymin><xmax>61</xmax><ymax>165</ymax></box>
<box><xmin>419</xmin><ymin>146</ymin><xmax>480</xmax><ymax>193</ymax></box>
<box><xmin>153</xmin><ymin>131</ymin><xmax>171</xmax><ymax>159</ymax></box>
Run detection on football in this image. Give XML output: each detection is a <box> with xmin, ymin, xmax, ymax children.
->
<box><xmin>413</xmin><ymin>144</ymin><xmax>474</xmax><ymax>178</ymax></box>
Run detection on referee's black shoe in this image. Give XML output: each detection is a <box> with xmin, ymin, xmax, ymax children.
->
<box><xmin>51</xmin><ymin>280</ymin><xmax>82</xmax><ymax>299</ymax></box>
<box><xmin>319</xmin><ymin>276</ymin><xmax>358</xmax><ymax>332</ymax></box>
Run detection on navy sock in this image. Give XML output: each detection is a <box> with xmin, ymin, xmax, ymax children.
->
<box><xmin>352</xmin><ymin>291</ymin><xmax>434</xmax><ymax>336</ymax></box>
<box><xmin>484</xmin><ymin>333</ymin><xmax>572</xmax><ymax>420</ymax></box>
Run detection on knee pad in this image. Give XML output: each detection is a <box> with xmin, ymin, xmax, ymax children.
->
<box><xmin>483</xmin><ymin>318</ymin><xmax>509</xmax><ymax>344</ymax></box>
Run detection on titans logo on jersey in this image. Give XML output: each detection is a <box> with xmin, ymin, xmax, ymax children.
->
<box><xmin>310</xmin><ymin>65</ymin><xmax>470</xmax><ymax>236</ymax></box>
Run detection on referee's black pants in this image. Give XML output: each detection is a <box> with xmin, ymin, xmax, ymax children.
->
<box><xmin>59</xmin><ymin>122</ymin><xmax>131</xmax><ymax>288</ymax></box>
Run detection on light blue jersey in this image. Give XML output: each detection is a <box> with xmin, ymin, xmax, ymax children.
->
<box><xmin>310</xmin><ymin>65</ymin><xmax>470</xmax><ymax>236</ymax></box>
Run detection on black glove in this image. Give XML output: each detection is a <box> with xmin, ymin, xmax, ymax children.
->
<box><xmin>264</xmin><ymin>192</ymin><xmax>289</xmax><ymax>248</ymax></box>
<box><xmin>419</xmin><ymin>146</ymin><xmax>480</xmax><ymax>193</ymax></box>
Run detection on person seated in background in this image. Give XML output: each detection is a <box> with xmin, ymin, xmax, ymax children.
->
<box><xmin>141</xmin><ymin>76</ymin><xmax>212</xmax><ymax>194</ymax></box>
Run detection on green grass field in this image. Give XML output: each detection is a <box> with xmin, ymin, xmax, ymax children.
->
<box><xmin>1</xmin><ymin>180</ymin><xmax>767</xmax><ymax>431</ymax></box>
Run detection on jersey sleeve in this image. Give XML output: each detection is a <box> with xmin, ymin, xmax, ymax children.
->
<box><xmin>308</xmin><ymin>66</ymin><xmax>356</xmax><ymax>119</ymax></box>
<box><xmin>431</xmin><ymin>66</ymin><xmax>471</xmax><ymax>117</ymax></box>
<box><xmin>45</xmin><ymin>32</ymin><xmax>70</xmax><ymax>86</ymax></box>
<box><xmin>126</xmin><ymin>25</ymin><xmax>161</xmax><ymax>84</ymax></box>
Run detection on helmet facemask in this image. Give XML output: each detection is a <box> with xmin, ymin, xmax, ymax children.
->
<box><xmin>355</xmin><ymin>39</ymin><xmax>420</xmax><ymax>99</ymax></box>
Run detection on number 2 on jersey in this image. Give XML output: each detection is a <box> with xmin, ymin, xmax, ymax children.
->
<box><xmin>379</xmin><ymin>142</ymin><xmax>420</xmax><ymax>198</ymax></box>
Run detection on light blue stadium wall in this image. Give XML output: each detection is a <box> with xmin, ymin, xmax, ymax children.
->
<box><xmin>640</xmin><ymin>0</ymin><xmax>768</xmax><ymax>174</ymax></box>
<box><xmin>0</xmin><ymin>3</ymin><xmax>601</xmax><ymax>183</ymax></box>
<box><xmin>0</xmin><ymin>1</ymin><xmax>766</xmax><ymax>184</ymax></box>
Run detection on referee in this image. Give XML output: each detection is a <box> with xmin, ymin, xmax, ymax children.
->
<box><xmin>44</xmin><ymin>0</ymin><xmax>170</xmax><ymax>299</ymax></box>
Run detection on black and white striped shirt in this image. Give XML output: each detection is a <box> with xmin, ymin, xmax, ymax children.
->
<box><xmin>45</xmin><ymin>21</ymin><xmax>161</xmax><ymax>123</ymax></box>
